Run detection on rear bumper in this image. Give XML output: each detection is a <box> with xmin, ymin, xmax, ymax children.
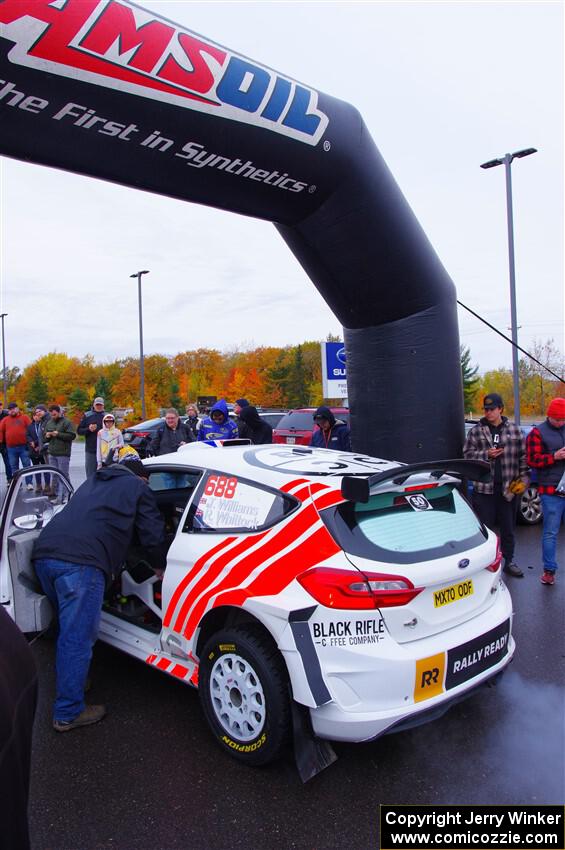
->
<box><xmin>309</xmin><ymin>639</ymin><xmax>514</xmax><ymax>742</ymax></box>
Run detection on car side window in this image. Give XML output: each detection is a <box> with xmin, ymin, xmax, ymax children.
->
<box><xmin>183</xmin><ymin>472</ymin><xmax>297</xmax><ymax>533</ymax></box>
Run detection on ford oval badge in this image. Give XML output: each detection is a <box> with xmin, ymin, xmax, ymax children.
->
<box><xmin>458</xmin><ymin>558</ymin><xmax>470</xmax><ymax>570</ymax></box>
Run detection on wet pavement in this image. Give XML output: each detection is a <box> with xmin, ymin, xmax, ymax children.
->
<box><xmin>4</xmin><ymin>447</ymin><xmax>563</xmax><ymax>849</ymax></box>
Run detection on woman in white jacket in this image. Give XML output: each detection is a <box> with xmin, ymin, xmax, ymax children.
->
<box><xmin>96</xmin><ymin>414</ymin><xmax>124</xmax><ymax>468</ymax></box>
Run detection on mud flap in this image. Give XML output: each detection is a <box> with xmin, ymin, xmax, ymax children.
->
<box><xmin>291</xmin><ymin>697</ymin><xmax>337</xmax><ymax>783</ymax></box>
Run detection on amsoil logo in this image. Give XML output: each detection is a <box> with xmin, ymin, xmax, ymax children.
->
<box><xmin>0</xmin><ymin>0</ymin><xmax>329</xmax><ymax>145</ymax></box>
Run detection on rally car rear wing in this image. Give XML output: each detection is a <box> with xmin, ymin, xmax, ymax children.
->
<box><xmin>341</xmin><ymin>459</ymin><xmax>491</xmax><ymax>503</ymax></box>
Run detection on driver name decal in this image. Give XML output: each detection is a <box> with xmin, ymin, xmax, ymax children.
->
<box><xmin>0</xmin><ymin>0</ymin><xmax>329</xmax><ymax>145</ymax></box>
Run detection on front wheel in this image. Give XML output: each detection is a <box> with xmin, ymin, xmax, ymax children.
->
<box><xmin>199</xmin><ymin>626</ymin><xmax>291</xmax><ymax>766</ymax></box>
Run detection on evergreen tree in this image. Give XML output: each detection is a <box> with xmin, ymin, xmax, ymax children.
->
<box><xmin>460</xmin><ymin>345</ymin><xmax>479</xmax><ymax>413</ymax></box>
<box><xmin>67</xmin><ymin>387</ymin><xmax>90</xmax><ymax>418</ymax></box>
<box><xmin>286</xmin><ymin>345</ymin><xmax>309</xmax><ymax>408</ymax></box>
<box><xmin>169</xmin><ymin>381</ymin><xmax>183</xmax><ymax>411</ymax></box>
<box><xmin>27</xmin><ymin>368</ymin><xmax>49</xmax><ymax>408</ymax></box>
<box><xmin>94</xmin><ymin>375</ymin><xmax>113</xmax><ymax>409</ymax></box>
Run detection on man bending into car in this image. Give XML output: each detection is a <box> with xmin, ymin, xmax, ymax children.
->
<box><xmin>32</xmin><ymin>456</ymin><xmax>166</xmax><ymax>732</ymax></box>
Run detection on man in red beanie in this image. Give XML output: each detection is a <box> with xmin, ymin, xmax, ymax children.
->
<box><xmin>526</xmin><ymin>397</ymin><xmax>565</xmax><ymax>585</ymax></box>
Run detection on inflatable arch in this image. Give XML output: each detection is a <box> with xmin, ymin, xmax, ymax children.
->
<box><xmin>0</xmin><ymin>0</ymin><xmax>464</xmax><ymax>461</ymax></box>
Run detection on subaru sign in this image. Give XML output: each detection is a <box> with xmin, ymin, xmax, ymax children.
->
<box><xmin>321</xmin><ymin>342</ymin><xmax>348</xmax><ymax>399</ymax></box>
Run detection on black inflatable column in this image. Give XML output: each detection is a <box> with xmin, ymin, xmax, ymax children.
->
<box><xmin>344</xmin><ymin>300</ymin><xmax>464</xmax><ymax>462</ymax></box>
<box><xmin>277</xmin><ymin>111</ymin><xmax>464</xmax><ymax>462</ymax></box>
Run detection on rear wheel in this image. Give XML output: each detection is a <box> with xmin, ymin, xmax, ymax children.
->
<box><xmin>517</xmin><ymin>485</ymin><xmax>542</xmax><ymax>525</ymax></box>
<box><xmin>199</xmin><ymin>626</ymin><xmax>290</xmax><ymax>766</ymax></box>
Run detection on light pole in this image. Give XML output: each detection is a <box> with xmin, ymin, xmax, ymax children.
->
<box><xmin>0</xmin><ymin>313</ymin><xmax>7</xmax><ymax>407</ymax></box>
<box><xmin>480</xmin><ymin>147</ymin><xmax>537</xmax><ymax>425</ymax></box>
<box><xmin>129</xmin><ymin>271</ymin><xmax>150</xmax><ymax>420</ymax></box>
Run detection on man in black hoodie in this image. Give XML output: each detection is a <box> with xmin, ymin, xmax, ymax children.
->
<box><xmin>310</xmin><ymin>406</ymin><xmax>351</xmax><ymax>451</ymax></box>
<box><xmin>239</xmin><ymin>405</ymin><xmax>273</xmax><ymax>444</ymax></box>
<box><xmin>32</xmin><ymin>458</ymin><xmax>165</xmax><ymax>732</ymax></box>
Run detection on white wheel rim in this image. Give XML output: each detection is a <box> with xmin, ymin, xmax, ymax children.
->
<box><xmin>209</xmin><ymin>653</ymin><xmax>267</xmax><ymax>742</ymax></box>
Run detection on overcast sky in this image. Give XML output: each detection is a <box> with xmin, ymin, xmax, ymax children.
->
<box><xmin>1</xmin><ymin>1</ymin><xmax>563</xmax><ymax>378</ymax></box>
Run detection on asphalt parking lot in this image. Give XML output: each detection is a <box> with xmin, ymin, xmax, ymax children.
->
<box><xmin>3</xmin><ymin>446</ymin><xmax>564</xmax><ymax>850</ymax></box>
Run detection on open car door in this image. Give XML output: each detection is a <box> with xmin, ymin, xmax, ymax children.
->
<box><xmin>0</xmin><ymin>466</ymin><xmax>73</xmax><ymax>632</ymax></box>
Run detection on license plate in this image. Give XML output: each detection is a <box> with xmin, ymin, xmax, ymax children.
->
<box><xmin>433</xmin><ymin>579</ymin><xmax>473</xmax><ymax>608</ymax></box>
<box><xmin>286</xmin><ymin>436</ymin><xmax>296</xmax><ymax>444</ymax></box>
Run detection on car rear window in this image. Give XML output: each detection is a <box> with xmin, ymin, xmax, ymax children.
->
<box><xmin>321</xmin><ymin>484</ymin><xmax>486</xmax><ymax>564</ymax></box>
<box><xmin>127</xmin><ymin>418</ymin><xmax>163</xmax><ymax>431</ymax></box>
<box><xmin>260</xmin><ymin>412</ymin><xmax>285</xmax><ymax>428</ymax></box>
<box><xmin>275</xmin><ymin>412</ymin><xmax>315</xmax><ymax>431</ymax></box>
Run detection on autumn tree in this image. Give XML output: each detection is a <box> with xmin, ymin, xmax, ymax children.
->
<box><xmin>519</xmin><ymin>338</ymin><xmax>565</xmax><ymax>416</ymax></box>
<box><xmin>477</xmin><ymin>369</ymin><xmax>514</xmax><ymax>414</ymax></box>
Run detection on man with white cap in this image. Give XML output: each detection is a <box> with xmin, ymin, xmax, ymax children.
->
<box><xmin>77</xmin><ymin>397</ymin><xmax>106</xmax><ymax>477</ymax></box>
<box><xmin>526</xmin><ymin>397</ymin><xmax>565</xmax><ymax>586</ymax></box>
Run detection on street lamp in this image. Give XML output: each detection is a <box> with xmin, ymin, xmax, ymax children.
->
<box><xmin>480</xmin><ymin>147</ymin><xmax>537</xmax><ymax>425</ymax></box>
<box><xmin>0</xmin><ymin>313</ymin><xmax>7</xmax><ymax>407</ymax></box>
<box><xmin>129</xmin><ymin>270</ymin><xmax>150</xmax><ymax>420</ymax></box>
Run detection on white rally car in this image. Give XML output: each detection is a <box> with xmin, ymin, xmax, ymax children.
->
<box><xmin>1</xmin><ymin>444</ymin><xmax>513</xmax><ymax>770</ymax></box>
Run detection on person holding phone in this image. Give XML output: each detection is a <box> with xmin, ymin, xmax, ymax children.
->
<box><xmin>463</xmin><ymin>393</ymin><xmax>528</xmax><ymax>578</ymax></box>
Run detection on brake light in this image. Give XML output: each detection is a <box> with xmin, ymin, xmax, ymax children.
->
<box><xmin>404</xmin><ymin>483</ymin><xmax>439</xmax><ymax>492</ymax></box>
<box><xmin>486</xmin><ymin>540</ymin><xmax>503</xmax><ymax>573</ymax></box>
<box><xmin>297</xmin><ymin>567</ymin><xmax>423</xmax><ymax>610</ymax></box>
<box><xmin>134</xmin><ymin>431</ymin><xmax>151</xmax><ymax>438</ymax></box>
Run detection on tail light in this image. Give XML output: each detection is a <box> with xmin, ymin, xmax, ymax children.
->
<box><xmin>486</xmin><ymin>540</ymin><xmax>503</xmax><ymax>573</ymax></box>
<box><xmin>297</xmin><ymin>567</ymin><xmax>423</xmax><ymax>610</ymax></box>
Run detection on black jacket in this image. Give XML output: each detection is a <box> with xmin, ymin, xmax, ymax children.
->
<box><xmin>151</xmin><ymin>421</ymin><xmax>193</xmax><ymax>456</ymax></box>
<box><xmin>0</xmin><ymin>607</ymin><xmax>37</xmax><ymax>850</ymax></box>
<box><xmin>26</xmin><ymin>419</ymin><xmax>47</xmax><ymax>460</ymax></box>
<box><xmin>238</xmin><ymin>406</ymin><xmax>273</xmax><ymax>445</ymax></box>
<box><xmin>32</xmin><ymin>465</ymin><xmax>166</xmax><ymax>580</ymax></box>
<box><xmin>77</xmin><ymin>408</ymin><xmax>106</xmax><ymax>454</ymax></box>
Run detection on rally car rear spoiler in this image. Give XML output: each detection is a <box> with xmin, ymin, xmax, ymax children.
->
<box><xmin>341</xmin><ymin>459</ymin><xmax>491</xmax><ymax>503</ymax></box>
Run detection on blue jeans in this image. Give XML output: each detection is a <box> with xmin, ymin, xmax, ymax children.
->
<box><xmin>0</xmin><ymin>445</ymin><xmax>12</xmax><ymax>480</ymax></box>
<box><xmin>34</xmin><ymin>558</ymin><xmax>105</xmax><ymax>722</ymax></box>
<box><xmin>7</xmin><ymin>444</ymin><xmax>31</xmax><ymax>473</ymax></box>
<box><xmin>540</xmin><ymin>495</ymin><xmax>565</xmax><ymax>573</ymax></box>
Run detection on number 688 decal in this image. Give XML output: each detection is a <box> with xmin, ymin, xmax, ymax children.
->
<box><xmin>204</xmin><ymin>475</ymin><xmax>238</xmax><ymax>499</ymax></box>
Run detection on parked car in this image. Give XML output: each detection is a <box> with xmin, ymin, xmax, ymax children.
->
<box><xmin>463</xmin><ymin>421</ymin><xmax>541</xmax><ymax>525</ymax></box>
<box><xmin>255</xmin><ymin>410</ymin><xmax>287</xmax><ymax>430</ymax></box>
<box><xmin>121</xmin><ymin>417</ymin><xmax>166</xmax><ymax>458</ymax></box>
<box><xmin>122</xmin><ymin>414</ymin><xmax>201</xmax><ymax>457</ymax></box>
<box><xmin>3</xmin><ymin>447</ymin><xmax>513</xmax><ymax>769</ymax></box>
<box><xmin>273</xmin><ymin>407</ymin><xmax>350</xmax><ymax>445</ymax></box>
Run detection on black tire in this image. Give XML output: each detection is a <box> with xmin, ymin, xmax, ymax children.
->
<box><xmin>199</xmin><ymin>626</ymin><xmax>291</xmax><ymax>766</ymax></box>
<box><xmin>517</xmin><ymin>485</ymin><xmax>543</xmax><ymax>525</ymax></box>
